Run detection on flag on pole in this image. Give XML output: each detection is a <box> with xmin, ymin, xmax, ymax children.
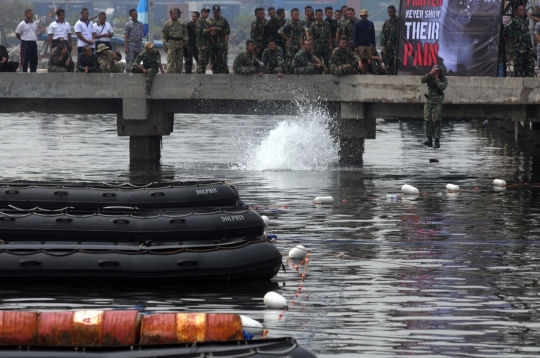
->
<box><xmin>137</xmin><ymin>0</ymin><xmax>149</xmax><ymax>36</ymax></box>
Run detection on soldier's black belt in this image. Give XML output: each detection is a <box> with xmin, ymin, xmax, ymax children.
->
<box><xmin>168</xmin><ymin>37</ymin><xmax>184</xmax><ymax>41</ymax></box>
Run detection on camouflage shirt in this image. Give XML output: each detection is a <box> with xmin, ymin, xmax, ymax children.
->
<box><xmin>262</xmin><ymin>46</ymin><xmax>284</xmax><ymax>72</ymax></box>
<box><xmin>48</xmin><ymin>46</ymin><xmax>72</xmax><ymax>68</ymax></box>
<box><xmin>292</xmin><ymin>48</ymin><xmax>317</xmax><ymax>69</ymax></box>
<box><xmin>504</xmin><ymin>16</ymin><xmax>532</xmax><ymax>53</ymax></box>
<box><xmin>278</xmin><ymin>19</ymin><xmax>304</xmax><ymax>49</ymax></box>
<box><xmin>133</xmin><ymin>49</ymin><xmax>161</xmax><ymax>70</ymax></box>
<box><xmin>303</xmin><ymin>18</ymin><xmax>316</xmax><ymax>31</ymax></box>
<box><xmin>251</xmin><ymin>19</ymin><xmax>267</xmax><ymax>49</ymax></box>
<box><xmin>124</xmin><ymin>19</ymin><xmax>144</xmax><ymax>50</ymax></box>
<box><xmin>196</xmin><ymin>17</ymin><xmax>212</xmax><ymax>47</ymax></box>
<box><xmin>233</xmin><ymin>48</ymin><xmax>259</xmax><ymax>71</ymax></box>
<box><xmin>309</xmin><ymin>20</ymin><xmax>331</xmax><ymax>53</ymax></box>
<box><xmin>338</xmin><ymin>18</ymin><xmax>357</xmax><ymax>43</ymax></box>
<box><xmin>209</xmin><ymin>16</ymin><xmax>231</xmax><ymax>49</ymax></box>
<box><xmin>380</xmin><ymin>16</ymin><xmax>398</xmax><ymax>48</ymax></box>
<box><xmin>97</xmin><ymin>49</ymin><xmax>121</xmax><ymax>67</ymax></box>
<box><xmin>329</xmin><ymin>47</ymin><xmax>360</xmax><ymax>71</ymax></box>
<box><xmin>422</xmin><ymin>73</ymin><xmax>448</xmax><ymax>97</ymax></box>
<box><xmin>162</xmin><ymin>19</ymin><xmax>188</xmax><ymax>43</ymax></box>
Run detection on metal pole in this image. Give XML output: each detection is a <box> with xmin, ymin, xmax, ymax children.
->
<box><xmin>148</xmin><ymin>0</ymin><xmax>154</xmax><ymax>42</ymax></box>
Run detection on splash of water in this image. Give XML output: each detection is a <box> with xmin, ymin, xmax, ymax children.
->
<box><xmin>236</xmin><ymin>103</ymin><xmax>339</xmax><ymax>171</ymax></box>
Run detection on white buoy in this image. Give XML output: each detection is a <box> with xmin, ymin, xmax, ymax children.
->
<box><xmin>264</xmin><ymin>291</ymin><xmax>287</xmax><ymax>309</ymax></box>
<box><xmin>401</xmin><ymin>184</ymin><xmax>420</xmax><ymax>195</ymax></box>
<box><xmin>446</xmin><ymin>184</ymin><xmax>460</xmax><ymax>192</ymax></box>
<box><xmin>493</xmin><ymin>179</ymin><xmax>506</xmax><ymax>187</ymax></box>
<box><xmin>313</xmin><ymin>196</ymin><xmax>334</xmax><ymax>205</ymax></box>
<box><xmin>261</xmin><ymin>215</ymin><xmax>270</xmax><ymax>226</ymax></box>
<box><xmin>288</xmin><ymin>245</ymin><xmax>309</xmax><ymax>259</ymax></box>
<box><xmin>240</xmin><ymin>315</ymin><xmax>264</xmax><ymax>335</ymax></box>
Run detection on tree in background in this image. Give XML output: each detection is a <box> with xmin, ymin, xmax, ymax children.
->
<box><xmin>0</xmin><ymin>0</ymin><xmax>33</xmax><ymax>33</ymax></box>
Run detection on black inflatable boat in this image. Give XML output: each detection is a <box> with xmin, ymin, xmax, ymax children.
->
<box><xmin>0</xmin><ymin>338</ymin><xmax>316</xmax><ymax>358</ymax></box>
<box><xmin>0</xmin><ymin>206</ymin><xmax>264</xmax><ymax>242</ymax></box>
<box><xmin>0</xmin><ymin>180</ymin><xmax>241</xmax><ymax>209</ymax></box>
<box><xmin>0</xmin><ymin>237</ymin><xmax>281</xmax><ymax>281</ymax></box>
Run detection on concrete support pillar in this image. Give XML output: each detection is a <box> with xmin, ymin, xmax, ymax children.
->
<box><xmin>338</xmin><ymin>137</ymin><xmax>364</xmax><ymax>166</ymax></box>
<box><xmin>530</xmin><ymin>122</ymin><xmax>540</xmax><ymax>146</ymax></box>
<box><xmin>497</xmin><ymin>120</ymin><xmax>506</xmax><ymax>129</ymax></box>
<box><xmin>129</xmin><ymin>136</ymin><xmax>161</xmax><ymax>162</ymax></box>
<box><xmin>336</xmin><ymin>102</ymin><xmax>377</xmax><ymax>167</ymax></box>
<box><xmin>515</xmin><ymin>121</ymin><xmax>527</xmax><ymax>142</ymax></box>
<box><xmin>504</xmin><ymin>120</ymin><xmax>515</xmax><ymax>133</ymax></box>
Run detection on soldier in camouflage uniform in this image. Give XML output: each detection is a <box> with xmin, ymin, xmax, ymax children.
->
<box><xmin>131</xmin><ymin>42</ymin><xmax>166</xmax><ymax>95</ymax></box>
<box><xmin>278</xmin><ymin>8</ymin><xmax>304</xmax><ymax>74</ymax></box>
<box><xmin>329</xmin><ymin>37</ymin><xmax>361</xmax><ymax>75</ymax></box>
<box><xmin>421</xmin><ymin>65</ymin><xmax>448</xmax><ymax>148</ymax></box>
<box><xmin>96</xmin><ymin>43</ymin><xmax>125</xmax><ymax>73</ymax></box>
<box><xmin>209</xmin><ymin>5</ymin><xmax>231</xmax><ymax>74</ymax></box>
<box><xmin>380</xmin><ymin>6</ymin><xmax>398</xmax><ymax>75</ymax></box>
<box><xmin>184</xmin><ymin>11</ymin><xmax>200</xmax><ymax>74</ymax></box>
<box><xmin>337</xmin><ymin>8</ymin><xmax>357</xmax><ymax>49</ymax></box>
<box><xmin>196</xmin><ymin>8</ymin><xmax>212</xmax><ymax>74</ymax></box>
<box><xmin>504</xmin><ymin>5</ymin><xmax>535</xmax><ymax>78</ymax></box>
<box><xmin>309</xmin><ymin>9</ymin><xmax>332</xmax><ymax>68</ymax></box>
<box><xmin>162</xmin><ymin>9</ymin><xmax>188</xmax><ymax>74</ymax></box>
<box><xmin>303</xmin><ymin>6</ymin><xmax>316</xmax><ymax>38</ymax></box>
<box><xmin>124</xmin><ymin>9</ymin><xmax>144</xmax><ymax>73</ymax></box>
<box><xmin>264</xmin><ymin>8</ymin><xmax>286</xmax><ymax>52</ymax></box>
<box><xmin>251</xmin><ymin>7</ymin><xmax>266</xmax><ymax>60</ymax></box>
<box><xmin>261</xmin><ymin>38</ymin><xmax>284</xmax><ymax>75</ymax></box>
<box><xmin>291</xmin><ymin>40</ymin><xmax>326</xmax><ymax>74</ymax></box>
<box><xmin>233</xmin><ymin>40</ymin><xmax>262</xmax><ymax>75</ymax></box>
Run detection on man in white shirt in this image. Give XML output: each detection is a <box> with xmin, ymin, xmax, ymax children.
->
<box><xmin>74</xmin><ymin>8</ymin><xmax>95</xmax><ymax>54</ymax></box>
<box><xmin>16</xmin><ymin>8</ymin><xmax>38</xmax><ymax>72</ymax></box>
<box><xmin>95</xmin><ymin>12</ymin><xmax>114</xmax><ymax>51</ymax></box>
<box><xmin>48</xmin><ymin>8</ymin><xmax>72</xmax><ymax>52</ymax></box>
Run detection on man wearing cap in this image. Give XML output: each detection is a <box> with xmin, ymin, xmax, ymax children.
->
<box><xmin>329</xmin><ymin>37</ymin><xmax>361</xmax><ymax>75</ymax></box>
<box><xmin>96</xmin><ymin>43</ymin><xmax>125</xmax><ymax>73</ymax></box>
<box><xmin>337</xmin><ymin>8</ymin><xmax>357</xmax><ymax>50</ymax></box>
<box><xmin>421</xmin><ymin>65</ymin><xmax>448</xmax><ymax>149</ymax></box>
<box><xmin>47</xmin><ymin>38</ymin><xmax>74</xmax><ymax>72</ymax></box>
<box><xmin>208</xmin><ymin>5</ymin><xmax>231</xmax><ymax>74</ymax></box>
<box><xmin>124</xmin><ymin>9</ymin><xmax>145</xmax><ymax>73</ymax></box>
<box><xmin>278</xmin><ymin>8</ymin><xmax>304</xmax><ymax>74</ymax></box>
<box><xmin>196</xmin><ymin>8</ymin><xmax>212</xmax><ymax>74</ymax></box>
<box><xmin>353</xmin><ymin>9</ymin><xmax>376</xmax><ymax>67</ymax></box>
<box><xmin>131</xmin><ymin>42</ymin><xmax>166</xmax><ymax>95</ymax></box>
<box><xmin>0</xmin><ymin>44</ymin><xmax>19</xmax><ymax>72</ymax></box>
<box><xmin>233</xmin><ymin>40</ymin><xmax>263</xmax><ymax>75</ymax></box>
<box><xmin>162</xmin><ymin>8</ymin><xmax>188</xmax><ymax>74</ymax></box>
<box><xmin>380</xmin><ymin>5</ymin><xmax>398</xmax><ymax>75</ymax></box>
<box><xmin>184</xmin><ymin>11</ymin><xmax>200</xmax><ymax>74</ymax></box>
<box><xmin>77</xmin><ymin>45</ymin><xmax>99</xmax><ymax>73</ymax></box>
<box><xmin>251</xmin><ymin>7</ymin><xmax>266</xmax><ymax>60</ymax></box>
<box><xmin>48</xmin><ymin>8</ymin><xmax>72</xmax><ymax>52</ymax></box>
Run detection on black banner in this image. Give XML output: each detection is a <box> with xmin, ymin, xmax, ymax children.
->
<box><xmin>397</xmin><ymin>0</ymin><xmax>503</xmax><ymax>76</ymax></box>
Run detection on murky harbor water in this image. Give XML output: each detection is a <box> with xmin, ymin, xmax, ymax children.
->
<box><xmin>0</xmin><ymin>110</ymin><xmax>539</xmax><ymax>357</ymax></box>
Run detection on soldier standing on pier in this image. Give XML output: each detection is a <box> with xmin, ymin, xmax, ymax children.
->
<box><xmin>251</xmin><ymin>7</ymin><xmax>266</xmax><ymax>60</ymax></box>
<box><xmin>504</xmin><ymin>5</ymin><xmax>535</xmax><ymax>77</ymax></box>
<box><xmin>310</xmin><ymin>9</ymin><xmax>332</xmax><ymax>69</ymax></box>
<box><xmin>209</xmin><ymin>5</ymin><xmax>231</xmax><ymax>74</ymax></box>
<box><xmin>421</xmin><ymin>65</ymin><xmax>448</xmax><ymax>149</ymax></box>
<box><xmin>380</xmin><ymin>5</ymin><xmax>398</xmax><ymax>75</ymax></box>
<box><xmin>196</xmin><ymin>8</ymin><xmax>212</xmax><ymax>74</ymax></box>
<box><xmin>124</xmin><ymin>9</ymin><xmax>144</xmax><ymax>73</ymax></box>
<box><xmin>162</xmin><ymin>8</ymin><xmax>188</xmax><ymax>74</ymax></box>
<box><xmin>184</xmin><ymin>11</ymin><xmax>200</xmax><ymax>74</ymax></box>
<box><xmin>278</xmin><ymin>8</ymin><xmax>304</xmax><ymax>74</ymax></box>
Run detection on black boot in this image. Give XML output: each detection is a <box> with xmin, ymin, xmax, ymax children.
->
<box><xmin>434</xmin><ymin>138</ymin><xmax>440</xmax><ymax>148</ymax></box>
<box><xmin>145</xmin><ymin>84</ymin><xmax>151</xmax><ymax>95</ymax></box>
<box><xmin>423</xmin><ymin>137</ymin><xmax>433</xmax><ymax>147</ymax></box>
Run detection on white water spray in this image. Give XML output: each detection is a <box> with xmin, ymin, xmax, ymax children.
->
<box><xmin>236</xmin><ymin>103</ymin><xmax>339</xmax><ymax>171</ymax></box>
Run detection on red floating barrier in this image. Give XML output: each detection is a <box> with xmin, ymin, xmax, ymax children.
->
<box><xmin>0</xmin><ymin>311</ymin><xmax>37</xmax><ymax>346</ymax></box>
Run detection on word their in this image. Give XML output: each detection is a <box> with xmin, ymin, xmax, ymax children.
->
<box><xmin>405</xmin><ymin>22</ymin><xmax>440</xmax><ymax>40</ymax></box>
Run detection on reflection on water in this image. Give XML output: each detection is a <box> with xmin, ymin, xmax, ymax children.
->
<box><xmin>0</xmin><ymin>112</ymin><xmax>539</xmax><ymax>357</ymax></box>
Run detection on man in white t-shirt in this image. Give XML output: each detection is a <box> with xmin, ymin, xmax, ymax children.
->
<box><xmin>48</xmin><ymin>8</ymin><xmax>72</xmax><ymax>51</ymax></box>
<box><xmin>95</xmin><ymin>12</ymin><xmax>114</xmax><ymax>51</ymax></box>
<box><xmin>74</xmin><ymin>7</ymin><xmax>95</xmax><ymax>54</ymax></box>
<box><xmin>15</xmin><ymin>8</ymin><xmax>38</xmax><ymax>72</ymax></box>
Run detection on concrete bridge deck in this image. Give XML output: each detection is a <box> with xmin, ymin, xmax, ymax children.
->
<box><xmin>0</xmin><ymin>73</ymin><xmax>539</xmax><ymax>165</ymax></box>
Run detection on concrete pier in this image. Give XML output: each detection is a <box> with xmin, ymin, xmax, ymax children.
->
<box><xmin>1</xmin><ymin>73</ymin><xmax>540</xmax><ymax>165</ymax></box>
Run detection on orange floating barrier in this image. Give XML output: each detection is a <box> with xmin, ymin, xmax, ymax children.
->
<box><xmin>0</xmin><ymin>311</ymin><xmax>37</xmax><ymax>346</ymax></box>
<box><xmin>37</xmin><ymin>310</ymin><xmax>140</xmax><ymax>347</ymax></box>
<box><xmin>140</xmin><ymin>313</ymin><xmax>243</xmax><ymax>345</ymax></box>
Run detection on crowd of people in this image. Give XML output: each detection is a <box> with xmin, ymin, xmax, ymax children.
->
<box><xmin>0</xmin><ymin>5</ymin><xmax>400</xmax><ymax>93</ymax></box>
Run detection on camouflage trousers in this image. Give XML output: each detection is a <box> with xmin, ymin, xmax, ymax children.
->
<box><xmin>235</xmin><ymin>66</ymin><xmax>259</xmax><ymax>75</ymax></box>
<box><xmin>184</xmin><ymin>45</ymin><xmax>198</xmax><ymax>74</ymax></box>
<box><xmin>125</xmin><ymin>49</ymin><xmax>140</xmax><ymax>73</ymax></box>
<box><xmin>99</xmin><ymin>62</ymin><xmax>125</xmax><ymax>73</ymax></box>
<box><xmin>284</xmin><ymin>45</ymin><xmax>300</xmax><ymax>74</ymax></box>
<box><xmin>382</xmin><ymin>46</ymin><xmax>396</xmax><ymax>75</ymax></box>
<box><xmin>197</xmin><ymin>45</ymin><xmax>209</xmax><ymax>74</ymax></box>
<box><xmin>166</xmin><ymin>40</ymin><xmax>184</xmax><ymax>74</ymax></box>
<box><xmin>424</xmin><ymin>97</ymin><xmax>443</xmax><ymax>139</ymax></box>
<box><xmin>294</xmin><ymin>65</ymin><xmax>316</xmax><ymax>74</ymax></box>
<box><xmin>211</xmin><ymin>46</ymin><xmax>229</xmax><ymax>74</ymax></box>
<box><xmin>331</xmin><ymin>64</ymin><xmax>358</xmax><ymax>75</ymax></box>
<box><xmin>513</xmin><ymin>50</ymin><xmax>535</xmax><ymax>78</ymax></box>
<box><xmin>262</xmin><ymin>65</ymin><xmax>283</xmax><ymax>74</ymax></box>
<box><xmin>130</xmin><ymin>65</ymin><xmax>158</xmax><ymax>92</ymax></box>
<box><xmin>315</xmin><ymin>50</ymin><xmax>331</xmax><ymax>68</ymax></box>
